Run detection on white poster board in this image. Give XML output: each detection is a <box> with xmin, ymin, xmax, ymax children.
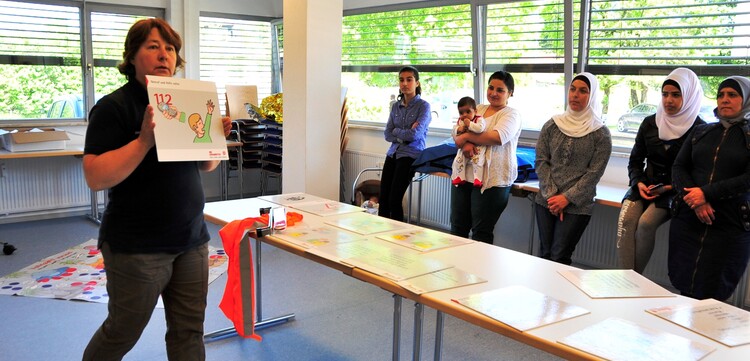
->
<box><xmin>225</xmin><ymin>84</ymin><xmax>258</xmax><ymax>121</ymax></box>
<box><xmin>146</xmin><ymin>75</ymin><xmax>228</xmax><ymax>161</ymax></box>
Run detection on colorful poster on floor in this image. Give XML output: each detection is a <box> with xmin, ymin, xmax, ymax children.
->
<box><xmin>0</xmin><ymin>239</ymin><xmax>228</xmax><ymax>306</ymax></box>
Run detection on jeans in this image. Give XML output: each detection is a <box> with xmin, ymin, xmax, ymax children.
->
<box><xmin>450</xmin><ymin>183</ymin><xmax>511</xmax><ymax>244</ymax></box>
<box><xmin>83</xmin><ymin>242</ymin><xmax>208</xmax><ymax>361</ymax></box>
<box><xmin>378</xmin><ymin>155</ymin><xmax>415</xmax><ymax>222</ymax></box>
<box><xmin>535</xmin><ymin>206</ymin><xmax>591</xmax><ymax>265</ymax></box>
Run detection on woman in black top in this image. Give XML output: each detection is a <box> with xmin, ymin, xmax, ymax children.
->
<box><xmin>669</xmin><ymin>76</ymin><xmax>750</xmax><ymax>300</ymax></box>
<box><xmin>616</xmin><ymin>68</ymin><xmax>706</xmax><ymax>273</ymax></box>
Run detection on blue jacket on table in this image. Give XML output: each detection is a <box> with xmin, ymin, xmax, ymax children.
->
<box><xmin>384</xmin><ymin>94</ymin><xmax>431</xmax><ymax>159</ymax></box>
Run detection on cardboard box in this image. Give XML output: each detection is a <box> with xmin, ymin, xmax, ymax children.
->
<box><xmin>0</xmin><ymin>127</ymin><xmax>70</xmax><ymax>152</ymax></box>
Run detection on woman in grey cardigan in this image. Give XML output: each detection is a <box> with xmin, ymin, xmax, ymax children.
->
<box><xmin>534</xmin><ymin>72</ymin><xmax>612</xmax><ymax>265</ymax></box>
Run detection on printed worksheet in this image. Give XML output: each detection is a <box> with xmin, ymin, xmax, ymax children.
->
<box><xmin>559</xmin><ymin>317</ymin><xmax>715</xmax><ymax>361</ymax></box>
<box><xmin>377</xmin><ymin>228</ymin><xmax>472</xmax><ymax>252</ymax></box>
<box><xmin>274</xmin><ymin>223</ymin><xmax>366</xmax><ymax>249</ymax></box>
<box><xmin>647</xmin><ymin>298</ymin><xmax>750</xmax><ymax>347</ymax></box>
<box><xmin>146</xmin><ymin>75</ymin><xmax>228</xmax><ymax>161</ymax></box>
<box><xmin>258</xmin><ymin>193</ymin><xmax>327</xmax><ymax>207</ymax></box>
<box><xmin>325</xmin><ymin>212</ymin><xmax>407</xmax><ymax>235</ymax></box>
<box><xmin>307</xmin><ymin>239</ymin><xmax>394</xmax><ymax>263</ymax></box>
<box><xmin>343</xmin><ymin>246</ymin><xmax>454</xmax><ymax>281</ymax></box>
<box><xmin>453</xmin><ymin>285</ymin><xmax>589</xmax><ymax>331</ymax></box>
<box><xmin>289</xmin><ymin>201</ymin><xmax>365</xmax><ymax>217</ymax></box>
<box><xmin>559</xmin><ymin>269</ymin><xmax>675</xmax><ymax>298</ymax></box>
<box><xmin>397</xmin><ymin>267</ymin><xmax>486</xmax><ymax>294</ymax></box>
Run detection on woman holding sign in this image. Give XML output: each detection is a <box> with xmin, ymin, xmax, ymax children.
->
<box><xmin>82</xmin><ymin>18</ymin><xmax>231</xmax><ymax>361</ymax></box>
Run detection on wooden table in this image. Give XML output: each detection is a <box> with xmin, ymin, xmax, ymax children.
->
<box><xmin>203</xmin><ymin>195</ymin><xmax>750</xmax><ymax>361</ymax></box>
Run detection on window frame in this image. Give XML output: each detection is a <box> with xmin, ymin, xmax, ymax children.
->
<box><xmin>0</xmin><ymin>0</ymin><xmax>163</xmax><ymax>126</ymax></box>
<box><xmin>198</xmin><ymin>12</ymin><xmax>280</xmax><ymax>117</ymax></box>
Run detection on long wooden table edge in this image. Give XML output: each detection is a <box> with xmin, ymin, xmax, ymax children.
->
<box><xmin>350</xmin><ymin>268</ymin><xmax>600</xmax><ymax>361</ymax></box>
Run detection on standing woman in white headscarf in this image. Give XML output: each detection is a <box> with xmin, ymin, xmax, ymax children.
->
<box><xmin>534</xmin><ymin>72</ymin><xmax>612</xmax><ymax>265</ymax></box>
<box><xmin>616</xmin><ymin>68</ymin><xmax>706</xmax><ymax>273</ymax></box>
<box><xmin>669</xmin><ymin>76</ymin><xmax>750</xmax><ymax>301</ymax></box>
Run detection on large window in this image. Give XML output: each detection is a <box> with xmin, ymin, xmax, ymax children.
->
<box><xmin>342</xmin><ymin>0</ymin><xmax>750</xmax><ymax>150</ymax></box>
<box><xmin>0</xmin><ymin>1</ymin><xmax>160</xmax><ymax>123</ymax></box>
<box><xmin>485</xmin><ymin>0</ymin><xmax>580</xmax><ymax>130</ymax></box>
<box><xmin>198</xmin><ymin>14</ymin><xmax>276</xmax><ymax>117</ymax></box>
<box><xmin>342</xmin><ymin>4</ymin><xmax>473</xmax><ymax>129</ymax></box>
<box><xmin>586</xmin><ymin>0</ymin><xmax>749</xmax><ymax>147</ymax></box>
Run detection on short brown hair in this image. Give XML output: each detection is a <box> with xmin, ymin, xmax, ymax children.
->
<box><xmin>117</xmin><ymin>18</ymin><xmax>185</xmax><ymax>80</ymax></box>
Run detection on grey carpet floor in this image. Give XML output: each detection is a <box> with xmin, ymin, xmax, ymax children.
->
<box><xmin>0</xmin><ymin>216</ymin><xmax>561</xmax><ymax>361</ymax></box>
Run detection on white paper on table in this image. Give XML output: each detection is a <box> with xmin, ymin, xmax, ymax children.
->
<box><xmin>397</xmin><ymin>267</ymin><xmax>486</xmax><ymax>294</ymax></box>
<box><xmin>325</xmin><ymin>212</ymin><xmax>408</xmax><ymax>235</ymax></box>
<box><xmin>453</xmin><ymin>285</ymin><xmax>590</xmax><ymax>331</ymax></box>
<box><xmin>343</xmin><ymin>246</ymin><xmax>453</xmax><ymax>281</ymax></box>
<box><xmin>646</xmin><ymin>298</ymin><xmax>750</xmax><ymax>347</ymax></box>
<box><xmin>273</xmin><ymin>222</ymin><xmax>367</xmax><ymax>249</ymax></box>
<box><xmin>258</xmin><ymin>192</ymin><xmax>327</xmax><ymax>206</ymax></box>
<box><xmin>376</xmin><ymin>227</ymin><xmax>472</xmax><ymax>252</ymax></box>
<box><xmin>146</xmin><ymin>75</ymin><xmax>228</xmax><ymax>161</ymax></box>
<box><xmin>559</xmin><ymin>317</ymin><xmax>715</xmax><ymax>361</ymax></box>
<box><xmin>307</xmin><ymin>239</ymin><xmax>393</xmax><ymax>263</ymax></box>
<box><xmin>288</xmin><ymin>200</ymin><xmax>365</xmax><ymax>217</ymax></box>
<box><xmin>559</xmin><ymin>269</ymin><xmax>675</xmax><ymax>298</ymax></box>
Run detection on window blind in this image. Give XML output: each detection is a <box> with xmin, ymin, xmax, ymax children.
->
<box><xmin>199</xmin><ymin>15</ymin><xmax>274</xmax><ymax>113</ymax></box>
<box><xmin>342</xmin><ymin>4</ymin><xmax>472</xmax><ymax>69</ymax></box>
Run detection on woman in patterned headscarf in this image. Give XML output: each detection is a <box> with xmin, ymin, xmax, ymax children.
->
<box><xmin>669</xmin><ymin>76</ymin><xmax>750</xmax><ymax>301</ymax></box>
<box><xmin>616</xmin><ymin>68</ymin><xmax>706</xmax><ymax>273</ymax></box>
<box><xmin>534</xmin><ymin>72</ymin><xmax>612</xmax><ymax>265</ymax></box>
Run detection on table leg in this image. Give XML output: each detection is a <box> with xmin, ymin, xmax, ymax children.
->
<box><xmin>220</xmin><ymin>159</ymin><xmax>228</xmax><ymax>201</ymax></box>
<box><xmin>204</xmin><ymin>234</ymin><xmax>294</xmax><ymax>342</ymax></box>
<box><xmin>392</xmin><ymin>294</ymin><xmax>402</xmax><ymax>361</ymax></box>
<box><xmin>434</xmin><ymin>311</ymin><xmax>444</xmax><ymax>361</ymax></box>
<box><xmin>412</xmin><ymin>302</ymin><xmax>424</xmax><ymax>361</ymax></box>
<box><xmin>237</xmin><ymin>147</ymin><xmax>244</xmax><ymax>198</ymax></box>
<box><xmin>87</xmin><ymin>189</ymin><xmax>101</xmax><ymax>224</ymax></box>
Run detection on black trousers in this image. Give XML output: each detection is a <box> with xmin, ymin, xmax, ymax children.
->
<box><xmin>378</xmin><ymin>155</ymin><xmax>415</xmax><ymax>222</ymax></box>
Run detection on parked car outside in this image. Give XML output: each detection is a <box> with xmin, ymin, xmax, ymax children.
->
<box><xmin>46</xmin><ymin>94</ymin><xmax>102</xmax><ymax>119</ymax></box>
<box><xmin>46</xmin><ymin>95</ymin><xmax>85</xmax><ymax>118</ymax></box>
<box><xmin>423</xmin><ymin>90</ymin><xmax>473</xmax><ymax>129</ymax></box>
<box><xmin>699</xmin><ymin>104</ymin><xmax>719</xmax><ymax>123</ymax></box>
<box><xmin>616</xmin><ymin>103</ymin><xmax>657</xmax><ymax>133</ymax></box>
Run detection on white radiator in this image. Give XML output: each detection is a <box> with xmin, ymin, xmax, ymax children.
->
<box><xmin>342</xmin><ymin>150</ymin><xmax>670</xmax><ymax>284</ymax></box>
<box><xmin>0</xmin><ymin>157</ymin><xmax>93</xmax><ymax>221</ymax></box>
